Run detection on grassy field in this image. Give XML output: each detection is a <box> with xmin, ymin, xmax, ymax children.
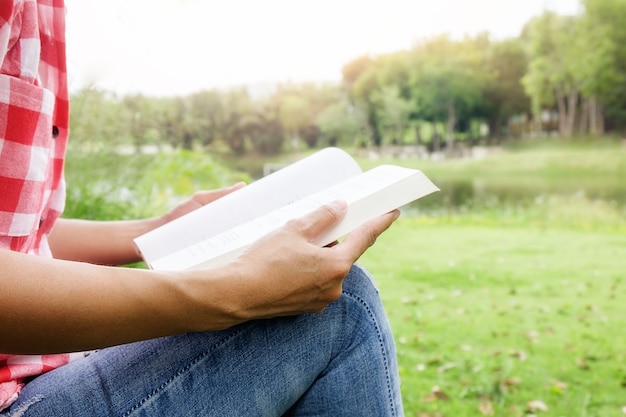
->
<box><xmin>360</xmin><ymin>219</ymin><xmax>626</xmax><ymax>416</ymax></box>
<box><xmin>63</xmin><ymin>138</ymin><xmax>626</xmax><ymax>416</ymax></box>
<box><xmin>355</xmin><ymin>139</ymin><xmax>626</xmax><ymax>416</ymax></box>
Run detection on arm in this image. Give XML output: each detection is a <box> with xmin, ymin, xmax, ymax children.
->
<box><xmin>1</xmin><ymin>202</ymin><xmax>399</xmax><ymax>354</ymax></box>
<box><xmin>48</xmin><ymin>184</ymin><xmax>245</xmax><ymax>265</ymax></box>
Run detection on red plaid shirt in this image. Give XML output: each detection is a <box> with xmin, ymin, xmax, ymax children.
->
<box><xmin>1</xmin><ymin>0</ymin><xmax>82</xmax><ymax>410</ymax></box>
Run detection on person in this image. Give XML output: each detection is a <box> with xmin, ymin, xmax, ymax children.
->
<box><xmin>0</xmin><ymin>1</ymin><xmax>404</xmax><ymax>416</ymax></box>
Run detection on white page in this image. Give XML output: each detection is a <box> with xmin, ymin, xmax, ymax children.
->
<box><xmin>134</xmin><ymin>147</ymin><xmax>362</xmax><ymax>267</ymax></box>
<box><xmin>150</xmin><ymin>165</ymin><xmax>439</xmax><ymax>271</ymax></box>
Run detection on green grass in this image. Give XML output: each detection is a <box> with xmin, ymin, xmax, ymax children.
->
<box><xmin>355</xmin><ymin>138</ymin><xmax>626</xmax><ymax>200</ymax></box>
<box><xmin>360</xmin><ymin>219</ymin><xmax>626</xmax><ymax>416</ymax></box>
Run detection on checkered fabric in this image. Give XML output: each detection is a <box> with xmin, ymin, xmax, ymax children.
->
<box><xmin>0</xmin><ymin>0</ymin><xmax>80</xmax><ymax>411</ymax></box>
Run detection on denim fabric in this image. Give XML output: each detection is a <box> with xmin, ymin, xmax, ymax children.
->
<box><xmin>3</xmin><ymin>264</ymin><xmax>404</xmax><ymax>416</ymax></box>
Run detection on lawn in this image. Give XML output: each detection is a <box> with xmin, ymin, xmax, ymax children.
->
<box><xmin>360</xmin><ymin>219</ymin><xmax>626</xmax><ymax>416</ymax></box>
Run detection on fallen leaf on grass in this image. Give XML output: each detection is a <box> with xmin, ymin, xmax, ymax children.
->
<box><xmin>401</xmin><ymin>296</ymin><xmax>414</xmax><ymax>304</ymax></box>
<box><xmin>525</xmin><ymin>330</ymin><xmax>539</xmax><ymax>342</ymax></box>
<box><xmin>504</xmin><ymin>377</ymin><xmax>521</xmax><ymax>387</ymax></box>
<box><xmin>509</xmin><ymin>350</ymin><xmax>527</xmax><ymax>361</ymax></box>
<box><xmin>422</xmin><ymin>385</ymin><xmax>450</xmax><ymax>402</ymax></box>
<box><xmin>551</xmin><ymin>380</ymin><xmax>568</xmax><ymax>393</ymax></box>
<box><xmin>479</xmin><ymin>400</ymin><xmax>495</xmax><ymax>415</ymax></box>
<box><xmin>576</xmin><ymin>357</ymin><xmax>591</xmax><ymax>370</ymax></box>
<box><xmin>437</xmin><ymin>362</ymin><xmax>456</xmax><ymax>373</ymax></box>
<box><xmin>426</xmin><ymin>356</ymin><xmax>444</xmax><ymax>365</ymax></box>
<box><xmin>499</xmin><ymin>377</ymin><xmax>521</xmax><ymax>394</ymax></box>
<box><xmin>526</xmin><ymin>400</ymin><xmax>549</xmax><ymax>413</ymax></box>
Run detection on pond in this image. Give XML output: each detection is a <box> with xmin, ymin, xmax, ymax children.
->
<box><xmin>405</xmin><ymin>176</ymin><xmax>626</xmax><ymax>214</ymax></box>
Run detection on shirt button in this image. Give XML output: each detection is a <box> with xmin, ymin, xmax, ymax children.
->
<box><xmin>52</xmin><ymin>125</ymin><xmax>59</xmax><ymax>138</ymax></box>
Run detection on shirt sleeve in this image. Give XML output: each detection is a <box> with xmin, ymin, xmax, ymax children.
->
<box><xmin>0</xmin><ymin>0</ymin><xmax>18</xmax><ymax>66</ymax></box>
<box><xmin>0</xmin><ymin>0</ymin><xmax>57</xmax><ymax>240</ymax></box>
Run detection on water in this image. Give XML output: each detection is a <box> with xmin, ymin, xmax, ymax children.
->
<box><xmin>406</xmin><ymin>177</ymin><xmax>626</xmax><ymax>214</ymax></box>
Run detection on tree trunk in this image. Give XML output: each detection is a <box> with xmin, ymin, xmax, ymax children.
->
<box><xmin>566</xmin><ymin>88</ymin><xmax>578</xmax><ymax>137</ymax></box>
<box><xmin>555</xmin><ymin>86</ymin><xmax>567</xmax><ymax>135</ymax></box>
<box><xmin>182</xmin><ymin>132</ymin><xmax>193</xmax><ymax>150</ymax></box>
<box><xmin>596</xmin><ymin>102</ymin><xmax>605</xmax><ymax>134</ymax></box>
<box><xmin>432</xmin><ymin>123</ymin><xmax>441</xmax><ymax>153</ymax></box>
<box><xmin>415</xmin><ymin>122</ymin><xmax>422</xmax><ymax>147</ymax></box>
<box><xmin>446</xmin><ymin>100</ymin><xmax>456</xmax><ymax>152</ymax></box>
<box><xmin>578</xmin><ymin>97</ymin><xmax>589</xmax><ymax>135</ymax></box>
<box><xmin>589</xmin><ymin>96</ymin><xmax>605</xmax><ymax>135</ymax></box>
<box><xmin>489</xmin><ymin>113</ymin><xmax>502</xmax><ymax>145</ymax></box>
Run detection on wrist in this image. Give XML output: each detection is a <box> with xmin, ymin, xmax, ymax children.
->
<box><xmin>175</xmin><ymin>264</ymin><xmax>249</xmax><ymax>332</ymax></box>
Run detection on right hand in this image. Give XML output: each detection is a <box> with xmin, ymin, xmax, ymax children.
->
<box><xmin>190</xmin><ymin>201</ymin><xmax>400</xmax><ymax>329</ymax></box>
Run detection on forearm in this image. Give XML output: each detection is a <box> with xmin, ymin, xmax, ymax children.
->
<box><xmin>47</xmin><ymin>185</ymin><xmax>246</xmax><ymax>266</ymax></box>
<box><xmin>2</xmin><ymin>203</ymin><xmax>398</xmax><ymax>355</ymax></box>
<box><xmin>48</xmin><ymin>218</ymin><xmax>161</xmax><ymax>265</ymax></box>
<box><xmin>0</xmin><ymin>250</ymin><xmax>234</xmax><ymax>354</ymax></box>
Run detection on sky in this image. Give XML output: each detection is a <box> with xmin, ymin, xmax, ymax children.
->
<box><xmin>64</xmin><ymin>0</ymin><xmax>582</xmax><ymax>96</ymax></box>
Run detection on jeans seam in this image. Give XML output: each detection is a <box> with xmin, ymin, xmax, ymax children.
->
<box><xmin>121</xmin><ymin>327</ymin><xmax>246</xmax><ymax>417</ymax></box>
<box><xmin>341</xmin><ymin>289</ymin><xmax>397</xmax><ymax>417</ymax></box>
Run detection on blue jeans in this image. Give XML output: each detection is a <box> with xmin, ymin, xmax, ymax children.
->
<box><xmin>4</xmin><ymin>265</ymin><xmax>404</xmax><ymax>416</ymax></box>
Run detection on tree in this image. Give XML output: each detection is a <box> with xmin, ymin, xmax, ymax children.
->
<box><xmin>371</xmin><ymin>85</ymin><xmax>414</xmax><ymax>145</ymax></box>
<box><xmin>69</xmin><ymin>88</ymin><xmax>127</xmax><ymax>150</ymax></box>
<box><xmin>315</xmin><ymin>100</ymin><xmax>364</xmax><ymax>147</ymax></box>
<box><xmin>521</xmin><ymin>12</ymin><xmax>585</xmax><ymax>136</ymax></box>
<box><xmin>409</xmin><ymin>35</ymin><xmax>489</xmax><ymax>150</ymax></box>
<box><xmin>481</xmin><ymin>38</ymin><xmax>530</xmax><ymax>141</ymax></box>
<box><xmin>342</xmin><ymin>56</ymin><xmax>384</xmax><ymax>147</ymax></box>
<box><xmin>277</xmin><ymin>93</ymin><xmax>310</xmax><ymax>150</ymax></box>
<box><xmin>581</xmin><ymin>0</ymin><xmax>626</xmax><ymax>130</ymax></box>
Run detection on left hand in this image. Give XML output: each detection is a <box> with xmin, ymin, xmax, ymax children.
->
<box><xmin>157</xmin><ymin>182</ymin><xmax>247</xmax><ymax>227</ymax></box>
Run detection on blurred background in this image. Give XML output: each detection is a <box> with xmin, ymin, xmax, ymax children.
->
<box><xmin>61</xmin><ymin>1</ymin><xmax>626</xmax><ymax>416</ymax></box>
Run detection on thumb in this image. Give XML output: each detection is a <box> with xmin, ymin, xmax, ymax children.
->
<box><xmin>287</xmin><ymin>200</ymin><xmax>348</xmax><ymax>241</ymax></box>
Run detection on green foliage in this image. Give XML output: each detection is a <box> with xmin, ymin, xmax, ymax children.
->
<box><xmin>70</xmin><ymin>0</ymin><xmax>626</xmax><ymax>156</ymax></box>
<box><xmin>582</xmin><ymin>0</ymin><xmax>626</xmax><ymax>125</ymax></box>
<box><xmin>62</xmin><ymin>148</ymin><xmax>249</xmax><ymax>221</ymax></box>
<box><xmin>315</xmin><ymin>100</ymin><xmax>365</xmax><ymax>147</ymax></box>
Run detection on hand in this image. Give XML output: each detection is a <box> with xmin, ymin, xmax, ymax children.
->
<box><xmin>157</xmin><ymin>182</ymin><xmax>246</xmax><ymax>227</ymax></box>
<box><xmin>195</xmin><ymin>201</ymin><xmax>400</xmax><ymax>327</ymax></box>
<box><xmin>48</xmin><ymin>183</ymin><xmax>248</xmax><ymax>265</ymax></box>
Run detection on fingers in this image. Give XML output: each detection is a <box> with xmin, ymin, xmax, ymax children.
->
<box><xmin>193</xmin><ymin>182</ymin><xmax>246</xmax><ymax>206</ymax></box>
<box><xmin>338</xmin><ymin>209</ymin><xmax>400</xmax><ymax>260</ymax></box>
<box><xmin>159</xmin><ymin>182</ymin><xmax>247</xmax><ymax>226</ymax></box>
<box><xmin>223</xmin><ymin>205</ymin><xmax>399</xmax><ymax>322</ymax></box>
<box><xmin>287</xmin><ymin>200</ymin><xmax>348</xmax><ymax>241</ymax></box>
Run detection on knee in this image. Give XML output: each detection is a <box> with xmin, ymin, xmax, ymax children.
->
<box><xmin>341</xmin><ymin>263</ymin><xmax>381</xmax><ymax>302</ymax></box>
<box><xmin>336</xmin><ymin>264</ymin><xmax>392</xmax><ymax>328</ymax></box>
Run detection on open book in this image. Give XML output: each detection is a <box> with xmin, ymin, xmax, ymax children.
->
<box><xmin>134</xmin><ymin>147</ymin><xmax>439</xmax><ymax>271</ymax></box>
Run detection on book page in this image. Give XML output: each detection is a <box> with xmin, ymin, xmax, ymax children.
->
<box><xmin>134</xmin><ymin>147</ymin><xmax>362</xmax><ymax>267</ymax></box>
<box><xmin>150</xmin><ymin>165</ymin><xmax>439</xmax><ymax>271</ymax></box>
